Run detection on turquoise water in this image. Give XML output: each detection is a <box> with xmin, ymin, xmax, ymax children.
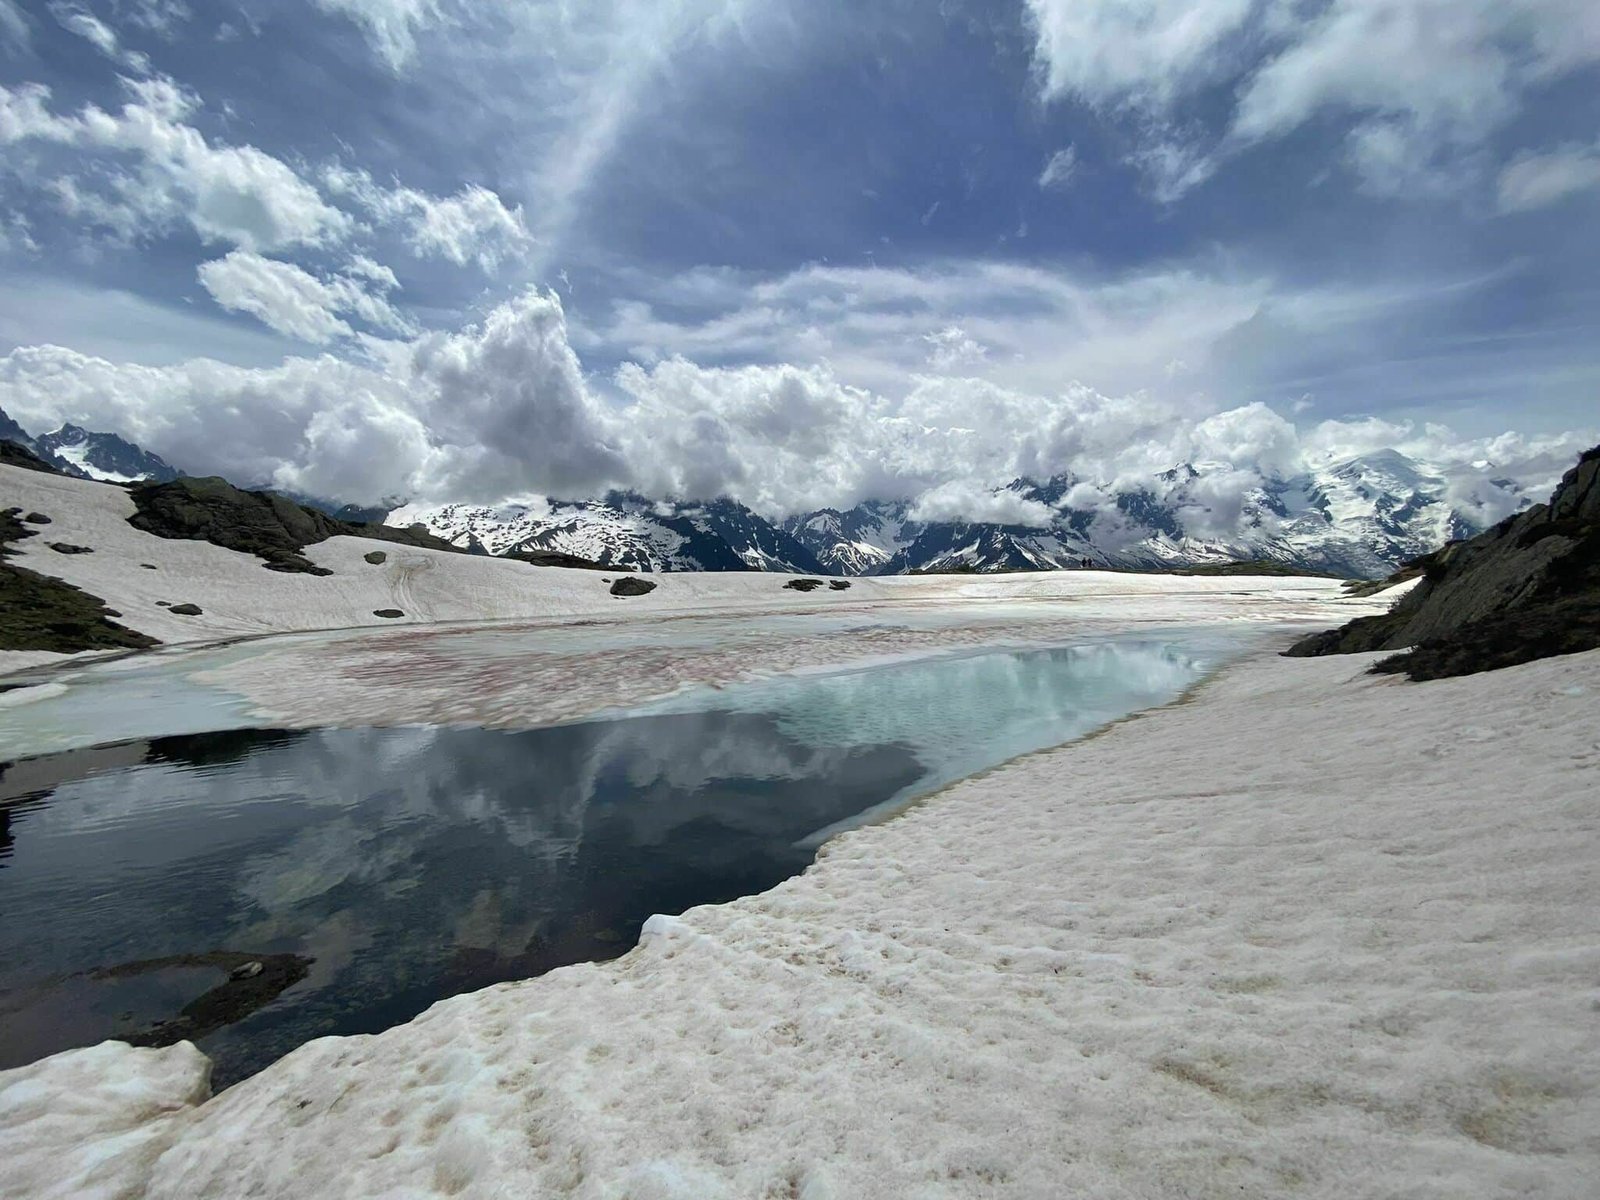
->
<box><xmin>0</xmin><ymin>631</ymin><xmax>1249</xmax><ymax>1087</ymax></box>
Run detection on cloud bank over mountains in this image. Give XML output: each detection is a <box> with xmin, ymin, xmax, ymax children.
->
<box><xmin>1</xmin><ymin>286</ymin><xmax>1587</xmax><ymax>526</ymax></box>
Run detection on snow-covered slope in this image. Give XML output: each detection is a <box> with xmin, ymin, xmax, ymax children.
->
<box><xmin>390</xmin><ymin>492</ymin><xmax>824</xmax><ymax>574</ymax></box>
<box><xmin>6</xmin><ymin>645</ymin><xmax>1596</xmax><ymax>1198</ymax></box>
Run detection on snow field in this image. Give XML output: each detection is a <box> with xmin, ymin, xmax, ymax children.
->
<box><xmin>3</xmin><ymin>646</ymin><xmax>1596</xmax><ymax>1198</ymax></box>
<box><xmin>1</xmin><ymin>463</ymin><xmax>1379</xmax><ymax>680</ymax></box>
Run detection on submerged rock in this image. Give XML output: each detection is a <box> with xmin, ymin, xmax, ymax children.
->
<box><xmin>363</xmin><ymin>550</ymin><xmax>387</xmax><ymax>565</ymax></box>
<box><xmin>609</xmin><ymin>577</ymin><xmax>656</xmax><ymax>597</ymax></box>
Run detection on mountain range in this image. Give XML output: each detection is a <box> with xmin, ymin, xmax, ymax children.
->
<box><xmin>391</xmin><ymin>452</ymin><xmax>1527</xmax><ymax>580</ymax></box>
<box><xmin>0</xmin><ymin>403</ymin><xmax>1532</xmax><ymax>579</ymax></box>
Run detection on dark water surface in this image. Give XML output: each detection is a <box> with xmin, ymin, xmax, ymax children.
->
<box><xmin>0</xmin><ymin>638</ymin><xmax>1234</xmax><ymax>1085</ymax></box>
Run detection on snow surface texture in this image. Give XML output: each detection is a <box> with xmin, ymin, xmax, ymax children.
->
<box><xmin>0</xmin><ymin>463</ymin><xmax>1383</xmax><ymax>681</ymax></box>
<box><xmin>4</xmin><ymin>647</ymin><xmax>1596</xmax><ymax>1199</ymax></box>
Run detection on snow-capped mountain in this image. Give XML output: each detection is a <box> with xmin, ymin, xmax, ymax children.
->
<box><xmin>33</xmin><ymin>424</ymin><xmax>181</xmax><ymax>483</ymax></box>
<box><xmin>389</xmin><ymin>492</ymin><xmax>825</xmax><ymax>574</ymax></box>
<box><xmin>785</xmin><ymin>452</ymin><xmax>1528</xmax><ymax>579</ymax></box>
<box><xmin>390</xmin><ymin>451</ymin><xmax>1526</xmax><ymax>580</ymax></box>
<box><xmin>0</xmin><ymin>407</ymin><xmax>181</xmax><ymax>483</ymax></box>
<box><xmin>779</xmin><ymin>502</ymin><xmax>914</xmax><ymax>574</ymax></box>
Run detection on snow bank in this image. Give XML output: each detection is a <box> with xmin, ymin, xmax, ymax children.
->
<box><xmin>6</xmin><ymin>647</ymin><xmax>1597</xmax><ymax>1198</ymax></box>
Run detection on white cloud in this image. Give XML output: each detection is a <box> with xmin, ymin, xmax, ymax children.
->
<box><xmin>909</xmin><ymin>481</ymin><xmax>1057</xmax><ymax>528</ymax></box>
<box><xmin>922</xmin><ymin>325</ymin><xmax>988</xmax><ymax>371</ymax></box>
<box><xmin>1497</xmin><ymin>144</ymin><xmax>1600</xmax><ymax>213</ymax></box>
<box><xmin>0</xmin><ymin>289</ymin><xmax>622</xmax><ymax>504</ymax></box>
<box><xmin>197</xmin><ymin>251</ymin><xmax>416</xmax><ymax>344</ymax></box>
<box><xmin>311</xmin><ymin>0</ymin><xmax>444</xmax><ymax>70</ymax></box>
<box><xmin>0</xmin><ymin>78</ymin><xmax>348</xmax><ymax>250</ymax></box>
<box><xmin>1024</xmin><ymin>0</ymin><xmax>1255</xmax><ymax>110</ymax></box>
<box><xmin>0</xmin><ymin>274</ymin><xmax>1590</xmax><ymax>518</ymax></box>
<box><xmin>1037</xmin><ymin>145</ymin><xmax>1078</xmax><ymax>190</ymax></box>
<box><xmin>322</xmin><ymin>167</ymin><xmax>532</xmax><ymax>272</ymax></box>
<box><xmin>1125</xmin><ymin>134</ymin><xmax>1218</xmax><ymax>202</ymax></box>
<box><xmin>49</xmin><ymin>2</ymin><xmax>151</xmax><ymax>72</ymax></box>
<box><xmin>1025</xmin><ymin>0</ymin><xmax>1600</xmax><ymax>199</ymax></box>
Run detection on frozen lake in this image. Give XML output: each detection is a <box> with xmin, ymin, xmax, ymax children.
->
<box><xmin>0</xmin><ymin>631</ymin><xmax>1249</xmax><ymax>1086</ymax></box>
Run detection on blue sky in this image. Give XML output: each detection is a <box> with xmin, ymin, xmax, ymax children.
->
<box><xmin>0</xmin><ymin>0</ymin><xmax>1595</xmax><ymax>511</ymax></box>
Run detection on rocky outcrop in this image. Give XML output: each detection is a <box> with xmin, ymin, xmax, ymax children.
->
<box><xmin>0</xmin><ymin>507</ymin><xmax>158</xmax><ymax>653</ymax></box>
<box><xmin>126</xmin><ymin>477</ymin><xmax>467</xmax><ymax>575</ymax></box>
<box><xmin>1286</xmin><ymin>445</ymin><xmax>1600</xmax><ymax>679</ymax></box>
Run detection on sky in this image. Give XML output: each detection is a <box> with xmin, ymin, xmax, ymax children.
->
<box><xmin>0</xmin><ymin>0</ymin><xmax>1596</xmax><ymax>514</ymax></box>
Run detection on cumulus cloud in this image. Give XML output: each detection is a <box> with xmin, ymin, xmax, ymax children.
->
<box><xmin>0</xmin><ymin>289</ymin><xmax>621</xmax><ymax>505</ymax></box>
<box><xmin>922</xmin><ymin>325</ymin><xmax>988</xmax><ymax>371</ymax></box>
<box><xmin>197</xmin><ymin>250</ymin><xmax>416</xmax><ymax>344</ymax></box>
<box><xmin>0</xmin><ymin>280</ymin><xmax>1591</xmax><ymax>519</ymax></box>
<box><xmin>909</xmin><ymin>481</ymin><xmax>1056</xmax><ymax>528</ymax></box>
<box><xmin>1497</xmin><ymin>144</ymin><xmax>1600</xmax><ymax>213</ymax></box>
<box><xmin>322</xmin><ymin>167</ymin><xmax>532</xmax><ymax>272</ymax></box>
<box><xmin>0</xmin><ymin>77</ymin><xmax>348</xmax><ymax>250</ymax></box>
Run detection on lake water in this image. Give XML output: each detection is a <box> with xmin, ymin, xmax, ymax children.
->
<box><xmin>0</xmin><ymin>633</ymin><xmax>1244</xmax><ymax>1086</ymax></box>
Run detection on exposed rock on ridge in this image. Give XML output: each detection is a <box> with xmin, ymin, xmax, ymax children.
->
<box><xmin>1286</xmin><ymin>445</ymin><xmax>1600</xmax><ymax>678</ymax></box>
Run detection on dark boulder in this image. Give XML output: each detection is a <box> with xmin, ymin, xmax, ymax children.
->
<box><xmin>23</xmin><ymin>513</ymin><xmax>50</xmax><ymax>525</ymax></box>
<box><xmin>363</xmin><ymin>550</ymin><xmax>388</xmax><ymax>565</ymax></box>
<box><xmin>373</xmin><ymin>608</ymin><xmax>405</xmax><ymax>618</ymax></box>
<box><xmin>828</xmin><ymin>580</ymin><xmax>851</xmax><ymax>590</ymax></box>
<box><xmin>167</xmin><ymin>603</ymin><xmax>203</xmax><ymax>616</ymax></box>
<box><xmin>48</xmin><ymin>543</ymin><xmax>93</xmax><ymax>555</ymax></box>
<box><xmin>784</xmin><ymin>578</ymin><xmax>825</xmax><ymax>591</ymax></box>
<box><xmin>609</xmin><ymin>577</ymin><xmax>657</xmax><ymax>597</ymax></box>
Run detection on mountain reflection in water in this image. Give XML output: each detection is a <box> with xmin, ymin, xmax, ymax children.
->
<box><xmin>0</xmin><ymin>638</ymin><xmax>1231</xmax><ymax>1086</ymax></box>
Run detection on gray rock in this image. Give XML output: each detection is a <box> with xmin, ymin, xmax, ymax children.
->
<box><xmin>23</xmin><ymin>512</ymin><xmax>50</xmax><ymax>524</ymax></box>
<box><xmin>168</xmin><ymin>603</ymin><xmax>203</xmax><ymax>615</ymax></box>
<box><xmin>48</xmin><ymin>542</ymin><xmax>93</xmax><ymax>554</ymax></box>
<box><xmin>363</xmin><ymin>550</ymin><xmax>387</xmax><ymax>565</ymax></box>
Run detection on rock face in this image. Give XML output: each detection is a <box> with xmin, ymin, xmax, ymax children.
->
<box><xmin>1286</xmin><ymin>445</ymin><xmax>1600</xmax><ymax>679</ymax></box>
